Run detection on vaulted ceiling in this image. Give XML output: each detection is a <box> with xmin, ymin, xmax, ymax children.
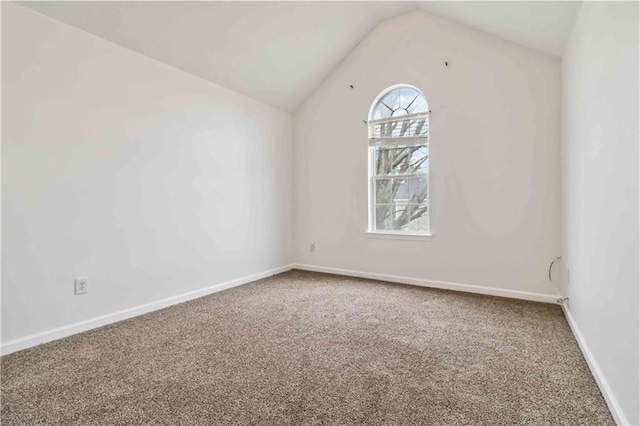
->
<box><xmin>19</xmin><ymin>1</ymin><xmax>581</xmax><ymax>112</ymax></box>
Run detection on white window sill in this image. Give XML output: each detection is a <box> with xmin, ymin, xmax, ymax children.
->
<box><xmin>365</xmin><ymin>231</ymin><xmax>433</xmax><ymax>241</ymax></box>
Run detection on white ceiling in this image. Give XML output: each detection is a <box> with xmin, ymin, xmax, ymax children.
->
<box><xmin>19</xmin><ymin>1</ymin><xmax>581</xmax><ymax>112</ymax></box>
<box><xmin>417</xmin><ymin>2</ymin><xmax>581</xmax><ymax>59</ymax></box>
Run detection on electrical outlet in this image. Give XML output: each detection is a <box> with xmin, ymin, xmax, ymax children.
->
<box><xmin>310</xmin><ymin>243</ymin><xmax>316</xmax><ymax>252</ymax></box>
<box><xmin>75</xmin><ymin>277</ymin><xmax>88</xmax><ymax>295</ymax></box>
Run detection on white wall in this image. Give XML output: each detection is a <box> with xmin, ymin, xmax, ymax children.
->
<box><xmin>1</xmin><ymin>3</ymin><xmax>293</xmax><ymax>344</ymax></box>
<box><xmin>561</xmin><ymin>2</ymin><xmax>639</xmax><ymax>424</ymax></box>
<box><xmin>294</xmin><ymin>11</ymin><xmax>561</xmax><ymax>297</ymax></box>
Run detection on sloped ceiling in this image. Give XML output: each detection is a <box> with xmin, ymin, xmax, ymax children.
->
<box><xmin>418</xmin><ymin>2</ymin><xmax>581</xmax><ymax>60</ymax></box>
<box><xmin>17</xmin><ymin>2</ymin><xmax>580</xmax><ymax>112</ymax></box>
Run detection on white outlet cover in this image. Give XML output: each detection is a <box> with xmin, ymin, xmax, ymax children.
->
<box><xmin>75</xmin><ymin>277</ymin><xmax>88</xmax><ymax>295</ymax></box>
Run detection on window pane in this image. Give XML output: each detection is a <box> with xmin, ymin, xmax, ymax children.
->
<box><xmin>371</xmin><ymin>87</ymin><xmax>428</xmax><ymax>120</ymax></box>
<box><xmin>407</xmin><ymin>96</ymin><xmax>428</xmax><ymax>115</ymax></box>
<box><xmin>407</xmin><ymin>175</ymin><xmax>428</xmax><ymax>204</ymax></box>
<box><xmin>375</xmin><ymin>204</ymin><xmax>409</xmax><ymax>231</ymax></box>
<box><xmin>374</xmin><ymin>177</ymin><xmax>408</xmax><ymax>205</ymax></box>
<box><xmin>374</xmin><ymin>202</ymin><xmax>429</xmax><ymax>233</ymax></box>
<box><xmin>373</xmin><ymin>178</ymin><xmax>429</xmax><ymax>233</ymax></box>
<box><xmin>374</xmin><ymin>177</ymin><xmax>428</xmax><ymax>206</ymax></box>
<box><xmin>374</xmin><ymin>204</ymin><xmax>394</xmax><ymax>231</ymax></box>
<box><xmin>405</xmin><ymin>205</ymin><xmax>429</xmax><ymax>233</ymax></box>
<box><xmin>374</xmin><ymin>145</ymin><xmax>428</xmax><ymax>176</ymax></box>
<box><xmin>410</xmin><ymin>146</ymin><xmax>428</xmax><ymax>174</ymax></box>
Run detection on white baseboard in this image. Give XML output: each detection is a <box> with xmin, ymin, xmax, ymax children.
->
<box><xmin>561</xmin><ymin>304</ymin><xmax>629</xmax><ymax>426</ymax></box>
<box><xmin>1</xmin><ymin>264</ymin><xmax>295</xmax><ymax>356</ymax></box>
<box><xmin>292</xmin><ymin>263</ymin><xmax>558</xmax><ymax>304</ymax></box>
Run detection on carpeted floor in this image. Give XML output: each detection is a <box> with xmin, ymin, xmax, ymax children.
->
<box><xmin>1</xmin><ymin>270</ymin><xmax>613</xmax><ymax>425</ymax></box>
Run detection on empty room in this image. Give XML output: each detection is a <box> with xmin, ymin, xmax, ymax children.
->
<box><xmin>2</xmin><ymin>1</ymin><xmax>638</xmax><ymax>424</ymax></box>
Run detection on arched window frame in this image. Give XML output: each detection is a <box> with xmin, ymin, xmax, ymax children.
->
<box><xmin>367</xmin><ymin>84</ymin><xmax>431</xmax><ymax>237</ymax></box>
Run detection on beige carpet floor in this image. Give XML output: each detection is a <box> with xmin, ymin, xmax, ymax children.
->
<box><xmin>2</xmin><ymin>270</ymin><xmax>612</xmax><ymax>425</ymax></box>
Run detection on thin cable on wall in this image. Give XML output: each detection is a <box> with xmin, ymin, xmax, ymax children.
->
<box><xmin>548</xmin><ymin>256</ymin><xmax>568</xmax><ymax>305</ymax></box>
<box><xmin>548</xmin><ymin>256</ymin><xmax>561</xmax><ymax>282</ymax></box>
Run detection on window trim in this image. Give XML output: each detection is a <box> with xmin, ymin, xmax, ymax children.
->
<box><xmin>365</xmin><ymin>231</ymin><xmax>433</xmax><ymax>241</ymax></box>
<box><xmin>367</xmin><ymin>84</ymin><xmax>431</xmax><ymax>237</ymax></box>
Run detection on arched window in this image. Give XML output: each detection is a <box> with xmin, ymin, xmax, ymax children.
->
<box><xmin>368</xmin><ymin>85</ymin><xmax>430</xmax><ymax>235</ymax></box>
